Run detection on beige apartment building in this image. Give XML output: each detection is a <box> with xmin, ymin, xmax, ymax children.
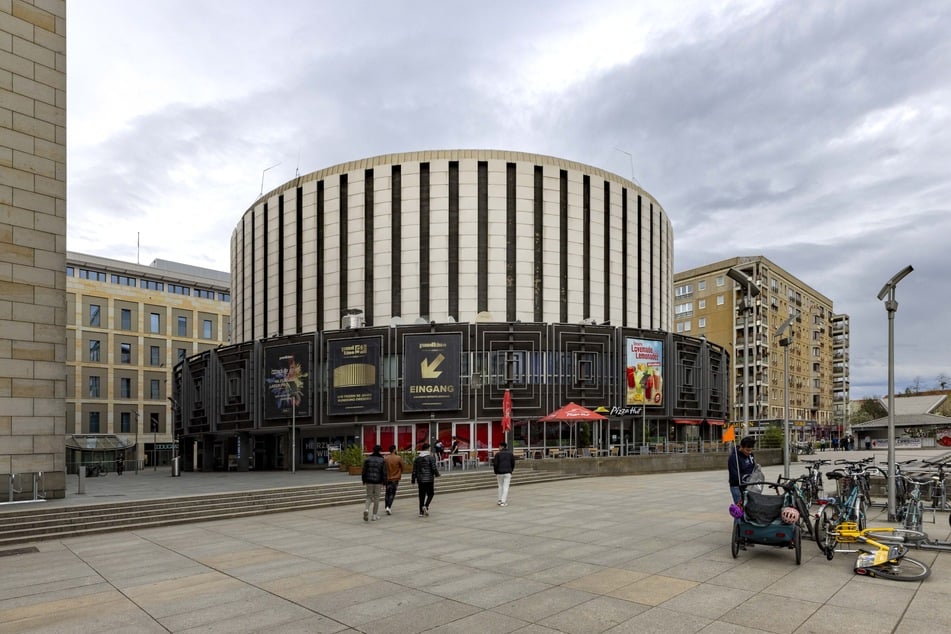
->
<box><xmin>66</xmin><ymin>253</ymin><xmax>230</xmax><ymax>471</ymax></box>
<box><xmin>1</xmin><ymin>2</ymin><xmax>67</xmax><ymax>499</ymax></box>
<box><xmin>673</xmin><ymin>256</ymin><xmax>850</xmax><ymax>441</ymax></box>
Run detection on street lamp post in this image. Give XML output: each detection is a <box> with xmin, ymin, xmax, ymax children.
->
<box><xmin>727</xmin><ymin>268</ymin><xmax>760</xmax><ymax>438</ymax></box>
<box><xmin>877</xmin><ymin>265</ymin><xmax>914</xmax><ymax>521</ymax></box>
<box><xmin>776</xmin><ymin>314</ymin><xmax>796</xmax><ymax>479</ymax></box>
<box><xmin>291</xmin><ymin>397</ymin><xmax>296</xmax><ymax>474</ymax></box>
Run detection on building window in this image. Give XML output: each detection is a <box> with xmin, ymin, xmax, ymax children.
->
<box><xmin>89</xmin><ymin>340</ymin><xmax>100</xmax><ymax>362</ymax></box>
<box><xmin>202</xmin><ymin>319</ymin><xmax>212</xmax><ymax>339</ymax></box>
<box><xmin>150</xmin><ymin>312</ymin><xmax>161</xmax><ymax>333</ymax></box>
<box><xmin>120</xmin><ymin>308</ymin><xmax>132</xmax><ymax>330</ymax></box>
<box><xmin>140</xmin><ymin>279</ymin><xmax>164</xmax><ymax>291</ymax></box>
<box><xmin>120</xmin><ymin>412</ymin><xmax>131</xmax><ymax>433</ymax></box>
<box><xmin>150</xmin><ymin>346</ymin><xmax>160</xmax><ymax>366</ymax></box>
<box><xmin>674</xmin><ymin>284</ymin><xmax>693</xmax><ymax>297</ymax></box>
<box><xmin>120</xmin><ymin>377</ymin><xmax>132</xmax><ymax>398</ymax></box>
<box><xmin>150</xmin><ymin>379</ymin><xmax>161</xmax><ymax>400</ymax></box>
<box><xmin>674</xmin><ymin>302</ymin><xmax>693</xmax><ymax>318</ymax></box>
<box><xmin>149</xmin><ymin>413</ymin><xmax>160</xmax><ymax>434</ymax></box>
<box><xmin>111</xmin><ymin>274</ymin><xmax>136</xmax><ymax>286</ymax></box>
<box><xmin>177</xmin><ymin>348</ymin><xmax>187</xmax><ymax>360</ymax></box>
<box><xmin>698</xmin><ymin>317</ymin><xmax>706</xmax><ymax>328</ymax></box>
<box><xmin>716</xmin><ymin>295</ymin><xmax>725</xmax><ymax>306</ymax></box>
<box><xmin>177</xmin><ymin>315</ymin><xmax>188</xmax><ymax>337</ymax></box>
<box><xmin>80</xmin><ymin>269</ymin><xmax>106</xmax><ymax>281</ymax></box>
<box><xmin>89</xmin><ymin>411</ymin><xmax>100</xmax><ymax>433</ymax></box>
<box><xmin>88</xmin><ymin>376</ymin><xmax>100</xmax><ymax>398</ymax></box>
<box><xmin>683</xmin><ymin>321</ymin><xmax>691</xmax><ymax>332</ymax></box>
<box><xmin>89</xmin><ymin>304</ymin><xmax>101</xmax><ymax>327</ymax></box>
<box><xmin>698</xmin><ymin>299</ymin><xmax>706</xmax><ymax>309</ymax></box>
<box><xmin>120</xmin><ymin>342</ymin><xmax>131</xmax><ymax>364</ymax></box>
<box><xmin>219</xmin><ymin>292</ymin><xmax>231</xmax><ymax>302</ymax></box>
<box><xmin>168</xmin><ymin>284</ymin><xmax>190</xmax><ymax>296</ymax></box>
<box><xmin>716</xmin><ymin>275</ymin><xmax>725</xmax><ymax>286</ymax></box>
<box><xmin>698</xmin><ymin>280</ymin><xmax>706</xmax><ymax>291</ymax></box>
<box><xmin>66</xmin><ymin>266</ymin><xmax>74</xmax><ymax>277</ymax></box>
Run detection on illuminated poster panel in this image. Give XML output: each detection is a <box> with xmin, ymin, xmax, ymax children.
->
<box><xmin>402</xmin><ymin>333</ymin><xmax>462</xmax><ymax>412</ymax></box>
<box><xmin>625</xmin><ymin>338</ymin><xmax>664</xmax><ymax>407</ymax></box>
<box><xmin>327</xmin><ymin>336</ymin><xmax>383</xmax><ymax>415</ymax></box>
<box><xmin>264</xmin><ymin>343</ymin><xmax>311</xmax><ymax>419</ymax></box>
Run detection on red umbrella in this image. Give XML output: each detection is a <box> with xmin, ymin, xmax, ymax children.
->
<box><xmin>538</xmin><ymin>402</ymin><xmax>606</xmax><ymax>422</ymax></box>
<box><xmin>501</xmin><ymin>389</ymin><xmax>512</xmax><ymax>432</ymax></box>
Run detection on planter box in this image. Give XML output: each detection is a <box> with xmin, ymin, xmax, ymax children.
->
<box><xmin>348</xmin><ymin>465</ymin><xmax>362</xmax><ymax>476</ymax></box>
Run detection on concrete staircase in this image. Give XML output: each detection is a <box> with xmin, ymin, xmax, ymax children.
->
<box><xmin>0</xmin><ymin>469</ymin><xmax>582</xmax><ymax>547</ymax></box>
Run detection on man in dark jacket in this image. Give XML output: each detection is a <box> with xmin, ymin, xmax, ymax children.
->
<box><xmin>727</xmin><ymin>436</ymin><xmax>757</xmax><ymax>504</ymax></box>
<box><xmin>411</xmin><ymin>442</ymin><xmax>440</xmax><ymax>517</ymax></box>
<box><xmin>361</xmin><ymin>445</ymin><xmax>386</xmax><ymax>521</ymax></box>
<box><xmin>492</xmin><ymin>441</ymin><xmax>516</xmax><ymax>506</ymax></box>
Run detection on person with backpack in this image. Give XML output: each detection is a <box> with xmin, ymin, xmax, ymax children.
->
<box><xmin>411</xmin><ymin>442</ymin><xmax>440</xmax><ymax>516</ymax></box>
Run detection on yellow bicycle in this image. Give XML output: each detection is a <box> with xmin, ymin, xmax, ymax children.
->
<box><xmin>817</xmin><ymin>520</ymin><xmax>931</xmax><ymax>581</ymax></box>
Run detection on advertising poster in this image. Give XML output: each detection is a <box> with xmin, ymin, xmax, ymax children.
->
<box><xmin>625</xmin><ymin>337</ymin><xmax>664</xmax><ymax>407</ymax></box>
<box><xmin>263</xmin><ymin>343</ymin><xmax>311</xmax><ymax>419</ymax></box>
<box><xmin>402</xmin><ymin>333</ymin><xmax>462</xmax><ymax>412</ymax></box>
<box><xmin>327</xmin><ymin>336</ymin><xmax>383</xmax><ymax>415</ymax></box>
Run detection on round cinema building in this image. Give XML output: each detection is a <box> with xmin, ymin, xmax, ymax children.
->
<box><xmin>173</xmin><ymin>150</ymin><xmax>729</xmax><ymax>471</ymax></box>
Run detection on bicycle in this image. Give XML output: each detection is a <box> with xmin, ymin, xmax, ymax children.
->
<box><xmin>895</xmin><ymin>472</ymin><xmax>933</xmax><ymax>533</ymax></box>
<box><xmin>775</xmin><ymin>475</ymin><xmax>816</xmax><ymax>540</ymax></box>
<box><xmin>920</xmin><ymin>458</ymin><xmax>951</xmax><ymax>525</ymax></box>
<box><xmin>799</xmin><ymin>458</ymin><xmax>831</xmax><ymax>505</ymax></box>
<box><xmin>815</xmin><ymin>461</ymin><xmax>876</xmax><ymax>553</ymax></box>
<box><xmin>818</xmin><ymin>521</ymin><xmax>931</xmax><ymax>581</ymax></box>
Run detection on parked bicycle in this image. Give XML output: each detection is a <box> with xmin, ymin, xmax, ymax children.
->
<box><xmin>920</xmin><ymin>458</ymin><xmax>951</xmax><ymax>525</ymax></box>
<box><xmin>799</xmin><ymin>458</ymin><xmax>831</xmax><ymax>505</ymax></box>
<box><xmin>775</xmin><ymin>475</ymin><xmax>816</xmax><ymax>540</ymax></box>
<box><xmin>815</xmin><ymin>461</ymin><xmax>877</xmax><ymax>552</ymax></box>
<box><xmin>895</xmin><ymin>472</ymin><xmax>934</xmax><ymax>533</ymax></box>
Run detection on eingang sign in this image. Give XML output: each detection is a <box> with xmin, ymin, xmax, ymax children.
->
<box><xmin>402</xmin><ymin>333</ymin><xmax>462</xmax><ymax>412</ymax></box>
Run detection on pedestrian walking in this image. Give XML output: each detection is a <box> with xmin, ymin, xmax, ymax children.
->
<box><xmin>383</xmin><ymin>444</ymin><xmax>403</xmax><ymax>515</ymax></box>
<box><xmin>492</xmin><ymin>441</ymin><xmax>515</xmax><ymax>506</ymax></box>
<box><xmin>115</xmin><ymin>454</ymin><xmax>124</xmax><ymax>476</ymax></box>
<box><xmin>411</xmin><ymin>442</ymin><xmax>440</xmax><ymax>517</ymax></box>
<box><xmin>361</xmin><ymin>445</ymin><xmax>385</xmax><ymax>521</ymax></box>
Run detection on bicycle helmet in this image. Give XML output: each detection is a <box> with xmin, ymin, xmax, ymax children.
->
<box><xmin>781</xmin><ymin>506</ymin><xmax>800</xmax><ymax>524</ymax></box>
<box><xmin>729</xmin><ymin>503</ymin><xmax>744</xmax><ymax>519</ymax></box>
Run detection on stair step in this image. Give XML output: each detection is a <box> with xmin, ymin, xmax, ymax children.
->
<box><xmin>0</xmin><ymin>470</ymin><xmax>581</xmax><ymax>546</ymax></box>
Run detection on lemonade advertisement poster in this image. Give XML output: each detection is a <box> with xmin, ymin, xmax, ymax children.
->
<box><xmin>625</xmin><ymin>338</ymin><xmax>663</xmax><ymax>407</ymax></box>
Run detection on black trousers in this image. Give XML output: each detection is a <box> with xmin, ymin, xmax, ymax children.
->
<box><xmin>417</xmin><ymin>481</ymin><xmax>434</xmax><ymax>512</ymax></box>
<box><xmin>385</xmin><ymin>480</ymin><xmax>400</xmax><ymax>509</ymax></box>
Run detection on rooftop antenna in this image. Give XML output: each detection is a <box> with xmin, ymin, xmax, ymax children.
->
<box><xmin>260</xmin><ymin>162</ymin><xmax>281</xmax><ymax>196</ymax></box>
<box><xmin>614</xmin><ymin>147</ymin><xmax>640</xmax><ymax>187</ymax></box>
<box><xmin>137</xmin><ymin>231</ymin><xmax>140</xmax><ymax>264</ymax></box>
<box><xmin>295</xmin><ymin>149</ymin><xmax>301</xmax><ymax>178</ymax></box>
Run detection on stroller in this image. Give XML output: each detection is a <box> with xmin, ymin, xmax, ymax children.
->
<box><xmin>731</xmin><ymin>483</ymin><xmax>803</xmax><ymax>564</ymax></box>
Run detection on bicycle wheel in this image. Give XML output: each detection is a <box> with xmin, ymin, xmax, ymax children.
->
<box><xmin>864</xmin><ymin>528</ymin><xmax>928</xmax><ymax>546</ymax></box>
<box><xmin>731</xmin><ymin>522</ymin><xmax>740</xmax><ymax>559</ymax></box>
<box><xmin>815</xmin><ymin>505</ymin><xmax>837</xmax><ymax>559</ymax></box>
<box><xmin>795</xmin><ymin>496</ymin><xmax>813</xmax><ymax>539</ymax></box>
<box><xmin>864</xmin><ymin>556</ymin><xmax>931</xmax><ymax>582</ymax></box>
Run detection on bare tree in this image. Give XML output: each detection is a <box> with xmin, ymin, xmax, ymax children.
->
<box><xmin>937</xmin><ymin>373</ymin><xmax>950</xmax><ymax>391</ymax></box>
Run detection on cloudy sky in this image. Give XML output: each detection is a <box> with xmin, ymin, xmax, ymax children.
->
<box><xmin>66</xmin><ymin>0</ymin><xmax>950</xmax><ymax>399</ymax></box>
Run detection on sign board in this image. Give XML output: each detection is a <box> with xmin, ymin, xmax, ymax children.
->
<box><xmin>625</xmin><ymin>337</ymin><xmax>664</xmax><ymax>407</ymax></box>
<box><xmin>263</xmin><ymin>343</ymin><xmax>311</xmax><ymax>419</ymax></box>
<box><xmin>402</xmin><ymin>333</ymin><xmax>462</xmax><ymax>412</ymax></box>
<box><xmin>327</xmin><ymin>336</ymin><xmax>383</xmax><ymax>415</ymax></box>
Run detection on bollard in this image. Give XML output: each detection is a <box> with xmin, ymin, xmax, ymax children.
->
<box><xmin>78</xmin><ymin>466</ymin><xmax>86</xmax><ymax>495</ymax></box>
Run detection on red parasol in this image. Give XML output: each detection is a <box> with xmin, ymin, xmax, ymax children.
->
<box><xmin>501</xmin><ymin>389</ymin><xmax>512</xmax><ymax>432</ymax></box>
<box><xmin>538</xmin><ymin>402</ymin><xmax>607</xmax><ymax>422</ymax></box>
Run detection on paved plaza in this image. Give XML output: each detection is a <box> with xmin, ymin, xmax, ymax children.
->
<box><xmin>2</xmin><ymin>451</ymin><xmax>951</xmax><ymax>633</ymax></box>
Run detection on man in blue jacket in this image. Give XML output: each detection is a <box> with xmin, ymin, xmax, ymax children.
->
<box><xmin>727</xmin><ymin>436</ymin><xmax>757</xmax><ymax>504</ymax></box>
<box><xmin>361</xmin><ymin>445</ymin><xmax>386</xmax><ymax>521</ymax></box>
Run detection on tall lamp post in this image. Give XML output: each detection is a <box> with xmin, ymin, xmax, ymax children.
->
<box><xmin>727</xmin><ymin>268</ymin><xmax>761</xmax><ymax>438</ymax></box>
<box><xmin>776</xmin><ymin>314</ymin><xmax>796</xmax><ymax>479</ymax></box>
<box><xmin>877</xmin><ymin>265</ymin><xmax>913</xmax><ymax>521</ymax></box>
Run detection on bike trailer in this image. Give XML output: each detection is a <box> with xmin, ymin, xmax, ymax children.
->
<box><xmin>737</xmin><ymin>490</ymin><xmax>796</xmax><ymax>546</ymax></box>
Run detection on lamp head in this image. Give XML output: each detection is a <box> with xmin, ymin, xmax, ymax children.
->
<box><xmin>726</xmin><ymin>268</ymin><xmax>761</xmax><ymax>297</ymax></box>
<box><xmin>876</xmin><ymin>265</ymin><xmax>913</xmax><ymax>301</ymax></box>
<box><xmin>775</xmin><ymin>314</ymin><xmax>796</xmax><ymax>337</ymax></box>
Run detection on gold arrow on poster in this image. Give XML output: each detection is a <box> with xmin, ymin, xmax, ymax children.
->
<box><xmin>421</xmin><ymin>353</ymin><xmax>445</xmax><ymax>378</ymax></box>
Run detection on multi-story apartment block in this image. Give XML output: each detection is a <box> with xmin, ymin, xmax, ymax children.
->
<box><xmin>66</xmin><ymin>253</ymin><xmax>230</xmax><ymax>470</ymax></box>
<box><xmin>673</xmin><ymin>256</ymin><xmax>850</xmax><ymax>441</ymax></box>
<box><xmin>1</xmin><ymin>2</ymin><xmax>67</xmax><ymax>499</ymax></box>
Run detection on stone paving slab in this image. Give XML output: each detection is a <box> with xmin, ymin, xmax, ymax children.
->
<box><xmin>0</xmin><ymin>450</ymin><xmax>950</xmax><ymax>632</ymax></box>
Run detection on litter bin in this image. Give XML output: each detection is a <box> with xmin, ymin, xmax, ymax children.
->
<box><xmin>171</xmin><ymin>456</ymin><xmax>181</xmax><ymax>477</ymax></box>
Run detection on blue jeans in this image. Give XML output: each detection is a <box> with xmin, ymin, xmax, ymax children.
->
<box><xmin>730</xmin><ymin>486</ymin><xmax>742</xmax><ymax>504</ymax></box>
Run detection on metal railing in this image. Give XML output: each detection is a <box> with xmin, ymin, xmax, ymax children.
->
<box><xmin>2</xmin><ymin>472</ymin><xmax>48</xmax><ymax>505</ymax></box>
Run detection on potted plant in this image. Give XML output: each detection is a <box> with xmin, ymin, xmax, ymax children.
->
<box><xmin>331</xmin><ymin>444</ymin><xmax>365</xmax><ymax>475</ymax></box>
<box><xmin>399</xmin><ymin>450</ymin><xmax>417</xmax><ymax>474</ymax></box>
